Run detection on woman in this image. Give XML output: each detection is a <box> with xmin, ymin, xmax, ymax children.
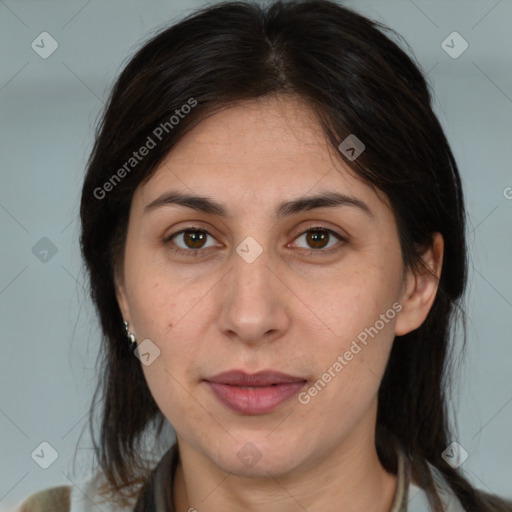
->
<box><xmin>16</xmin><ymin>0</ymin><xmax>512</xmax><ymax>511</ymax></box>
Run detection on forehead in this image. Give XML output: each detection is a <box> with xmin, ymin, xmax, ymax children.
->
<box><xmin>133</xmin><ymin>96</ymin><xmax>387</xmax><ymax>215</ymax></box>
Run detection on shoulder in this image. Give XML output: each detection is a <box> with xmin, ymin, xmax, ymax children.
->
<box><xmin>430</xmin><ymin>463</ymin><xmax>467</xmax><ymax>511</ymax></box>
<box><xmin>428</xmin><ymin>464</ymin><xmax>512</xmax><ymax>511</ymax></box>
<box><xmin>409</xmin><ymin>462</ymin><xmax>512</xmax><ymax>512</ymax></box>
<box><xmin>405</xmin><ymin>461</ymin><xmax>465</xmax><ymax>512</ymax></box>
<box><xmin>16</xmin><ymin>485</ymin><xmax>71</xmax><ymax>512</ymax></box>
<box><xmin>14</xmin><ymin>472</ymin><xmax>136</xmax><ymax>512</ymax></box>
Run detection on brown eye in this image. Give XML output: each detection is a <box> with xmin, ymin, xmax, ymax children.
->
<box><xmin>304</xmin><ymin>230</ymin><xmax>330</xmax><ymax>249</ymax></box>
<box><xmin>182</xmin><ymin>230</ymin><xmax>207</xmax><ymax>249</ymax></box>
<box><xmin>168</xmin><ymin>228</ymin><xmax>217</xmax><ymax>253</ymax></box>
<box><xmin>293</xmin><ymin>227</ymin><xmax>344</xmax><ymax>253</ymax></box>
<box><xmin>165</xmin><ymin>225</ymin><xmax>346</xmax><ymax>258</ymax></box>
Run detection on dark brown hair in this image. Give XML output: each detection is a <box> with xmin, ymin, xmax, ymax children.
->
<box><xmin>78</xmin><ymin>1</ymin><xmax>512</xmax><ymax>510</ymax></box>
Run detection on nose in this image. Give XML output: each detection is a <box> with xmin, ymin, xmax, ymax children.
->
<box><xmin>217</xmin><ymin>244</ymin><xmax>290</xmax><ymax>346</ymax></box>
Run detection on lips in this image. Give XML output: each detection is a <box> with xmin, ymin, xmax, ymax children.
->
<box><xmin>204</xmin><ymin>370</ymin><xmax>307</xmax><ymax>415</ymax></box>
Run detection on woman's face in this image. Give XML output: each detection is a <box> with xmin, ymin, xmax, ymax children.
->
<box><xmin>116</xmin><ymin>95</ymin><xmax>439</xmax><ymax>478</ymax></box>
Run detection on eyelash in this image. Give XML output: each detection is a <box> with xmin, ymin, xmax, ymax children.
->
<box><xmin>164</xmin><ymin>224</ymin><xmax>347</xmax><ymax>258</ymax></box>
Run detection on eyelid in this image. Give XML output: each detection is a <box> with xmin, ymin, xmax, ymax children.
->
<box><xmin>287</xmin><ymin>224</ymin><xmax>348</xmax><ymax>255</ymax></box>
<box><xmin>165</xmin><ymin>222</ymin><xmax>349</xmax><ymax>256</ymax></box>
<box><xmin>164</xmin><ymin>225</ymin><xmax>220</xmax><ymax>249</ymax></box>
<box><xmin>290</xmin><ymin>221</ymin><xmax>349</xmax><ymax>243</ymax></box>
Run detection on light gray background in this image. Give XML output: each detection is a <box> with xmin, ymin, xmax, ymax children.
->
<box><xmin>1</xmin><ymin>0</ymin><xmax>511</xmax><ymax>508</ymax></box>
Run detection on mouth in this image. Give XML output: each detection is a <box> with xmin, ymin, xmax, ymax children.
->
<box><xmin>204</xmin><ymin>369</ymin><xmax>308</xmax><ymax>415</ymax></box>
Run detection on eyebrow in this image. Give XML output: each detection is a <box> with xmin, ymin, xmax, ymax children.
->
<box><xmin>144</xmin><ymin>190</ymin><xmax>373</xmax><ymax>219</ymax></box>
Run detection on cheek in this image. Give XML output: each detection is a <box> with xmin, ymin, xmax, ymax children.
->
<box><xmin>142</xmin><ymin>360</ymin><xmax>208</xmax><ymax>441</ymax></box>
<box><xmin>299</xmin><ymin>263</ymin><xmax>400</xmax><ymax>342</ymax></box>
<box><xmin>130</xmin><ymin>277</ymin><xmax>212</xmax><ymax>395</ymax></box>
<box><xmin>126</xmin><ymin>262</ymin><xmax>208</xmax><ymax>344</ymax></box>
<box><xmin>295</xmin><ymin>267</ymin><xmax>400</xmax><ymax>408</ymax></box>
<box><xmin>295</xmin><ymin>323</ymin><xmax>396</xmax><ymax>445</ymax></box>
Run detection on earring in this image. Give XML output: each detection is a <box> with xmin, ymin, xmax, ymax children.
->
<box><xmin>123</xmin><ymin>320</ymin><xmax>137</xmax><ymax>345</ymax></box>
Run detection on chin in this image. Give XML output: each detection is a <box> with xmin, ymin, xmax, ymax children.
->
<box><xmin>207</xmin><ymin>437</ymin><xmax>306</xmax><ymax>479</ymax></box>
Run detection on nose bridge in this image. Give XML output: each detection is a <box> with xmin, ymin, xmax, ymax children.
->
<box><xmin>218</xmin><ymin>237</ymin><xmax>288</xmax><ymax>343</ymax></box>
<box><xmin>233</xmin><ymin>240</ymin><xmax>269</xmax><ymax>294</ymax></box>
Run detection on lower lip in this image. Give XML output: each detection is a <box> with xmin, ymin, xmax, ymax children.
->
<box><xmin>205</xmin><ymin>381</ymin><xmax>307</xmax><ymax>414</ymax></box>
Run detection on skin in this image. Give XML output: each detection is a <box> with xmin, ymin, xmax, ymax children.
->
<box><xmin>115</xmin><ymin>95</ymin><xmax>443</xmax><ymax>512</ymax></box>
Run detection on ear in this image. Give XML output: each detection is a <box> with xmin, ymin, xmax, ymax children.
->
<box><xmin>394</xmin><ymin>232</ymin><xmax>444</xmax><ymax>336</ymax></box>
<box><xmin>114</xmin><ymin>267</ymin><xmax>132</xmax><ymax>325</ymax></box>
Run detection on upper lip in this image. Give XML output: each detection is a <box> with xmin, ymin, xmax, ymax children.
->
<box><xmin>205</xmin><ymin>370</ymin><xmax>307</xmax><ymax>386</ymax></box>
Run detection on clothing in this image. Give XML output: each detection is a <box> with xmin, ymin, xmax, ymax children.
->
<box><xmin>14</xmin><ymin>443</ymin><xmax>467</xmax><ymax>512</ymax></box>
